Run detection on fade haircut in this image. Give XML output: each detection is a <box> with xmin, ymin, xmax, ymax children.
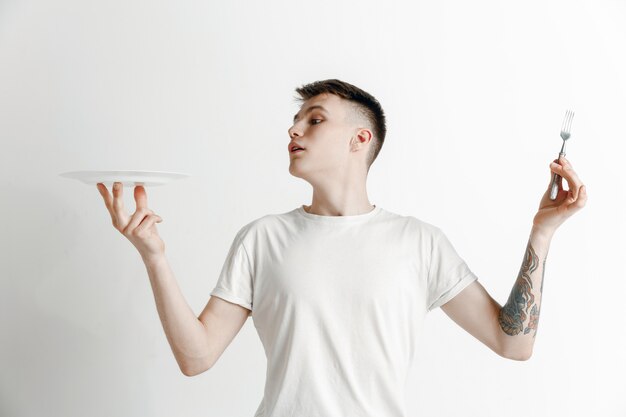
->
<box><xmin>293</xmin><ymin>79</ymin><xmax>387</xmax><ymax>173</ymax></box>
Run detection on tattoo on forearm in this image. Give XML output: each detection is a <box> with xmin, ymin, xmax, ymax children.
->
<box><xmin>526</xmin><ymin>304</ymin><xmax>540</xmax><ymax>337</ymax></box>
<box><xmin>498</xmin><ymin>241</ymin><xmax>545</xmax><ymax>337</ymax></box>
<box><xmin>525</xmin><ymin>257</ymin><xmax>547</xmax><ymax>338</ymax></box>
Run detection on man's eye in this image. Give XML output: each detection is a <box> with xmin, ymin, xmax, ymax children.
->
<box><xmin>310</xmin><ymin>119</ymin><xmax>322</xmax><ymax>125</ymax></box>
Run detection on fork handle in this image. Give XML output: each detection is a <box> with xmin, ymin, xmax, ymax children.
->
<box><xmin>549</xmin><ymin>152</ymin><xmax>566</xmax><ymax>200</ymax></box>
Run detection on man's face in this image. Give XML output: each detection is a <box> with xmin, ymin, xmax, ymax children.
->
<box><xmin>287</xmin><ymin>93</ymin><xmax>370</xmax><ymax>181</ymax></box>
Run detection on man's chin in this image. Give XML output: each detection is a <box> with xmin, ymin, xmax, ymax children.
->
<box><xmin>288</xmin><ymin>165</ymin><xmax>308</xmax><ymax>180</ymax></box>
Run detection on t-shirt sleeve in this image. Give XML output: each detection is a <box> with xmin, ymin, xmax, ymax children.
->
<box><xmin>426</xmin><ymin>227</ymin><xmax>478</xmax><ymax>312</ymax></box>
<box><xmin>210</xmin><ymin>226</ymin><xmax>254</xmax><ymax>313</ymax></box>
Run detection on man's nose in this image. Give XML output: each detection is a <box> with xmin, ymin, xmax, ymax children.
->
<box><xmin>288</xmin><ymin>125</ymin><xmax>300</xmax><ymax>138</ymax></box>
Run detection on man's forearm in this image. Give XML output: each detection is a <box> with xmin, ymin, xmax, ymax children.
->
<box><xmin>498</xmin><ymin>225</ymin><xmax>553</xmax><ymax>359</ymax></box>
<box><xmin>143</xmin><ymin>255</ymin><xmax>211</xmax><ymax>375</ymax></box>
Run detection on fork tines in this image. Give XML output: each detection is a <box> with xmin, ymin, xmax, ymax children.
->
<box><xmin>561</xmin><ymin>109</ymin><xmax>575</xmax><ymax>136</ymax></box>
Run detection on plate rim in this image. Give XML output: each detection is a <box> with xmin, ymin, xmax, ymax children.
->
<box><xmin>59</xmin><ymin>170</ymin><xmax>193</xmax><ymax>177</ymax></box>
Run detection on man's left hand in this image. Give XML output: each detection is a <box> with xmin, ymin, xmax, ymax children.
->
<box><xmin>533</xmin><ymin>155</ymin><xmax>587</xmax><ymax>235</ymax></box>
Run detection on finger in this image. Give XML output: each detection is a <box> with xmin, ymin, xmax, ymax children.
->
<box><xmin>576</xmin><ymin>185</ymin><xmax>588</xmax><ymax>208</ymax></box>
<box><xmin>552</xmin><ymin>156</ymin><xmax>577</xmax><ymax>176</ymax></box>
<box><xmin>559</xmin><ymin>178</ymin><xmax>585</xmax><ymax>208</ymax></box>
<box><xmin>548</xmin><ymin>163</ymin><xmax>564</xmax><ymax>192</ymax></box>
<box><xmin>134</xmin><ymin>186</ymin><xmax>148</xmax><ymax>210</ymax></box>
<box><xmin>550</xmin><ymin>161</ymin><xmax>582</xmax><ymax>197</ymax></box>
<box><xmin>557</xmin><ymin>156</ymin><xmax>582</xmax><ymax>198</ymax></box>
<box><xmin>96</xmin><ymin>183</ymin><xmax>113</xmax><ymax>212</ymax></box>
<box><xmin>558</xmin><ymin>155</ymin><xmax>573</xmax><ymax>168</ymax></box>
<box><xmin>123</xmin><ymin>207</ymin><xmax>155</xmax><ymax>234</ymax></box>
<box><xmin>566</xmin><ymin>184</ymin><xmax>588</xmax><ymax>212</ymax></box>
<box><xmin>112</xmin><ymin>182</ymin><xmax>130</xmax><ymax>226</ymax></box>
<box><xmin>134</xmin><ymin>214</ymin><xmax>163</xmax><ymax>235</ymax></box>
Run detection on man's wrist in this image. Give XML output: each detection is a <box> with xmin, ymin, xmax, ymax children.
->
<box><xmin>530</xmin><ymin>224</ymin><xmax>555</xmax><ymax>242</ymax></box>
<box><xmin>142</xmin><ymin>252</ymin><xmax>168</xmax><ymax>268</ymax></box>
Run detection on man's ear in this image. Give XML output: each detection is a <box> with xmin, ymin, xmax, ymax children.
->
<box><xmin>351</xmin><ymin>128</ymin><xmax>373</xmax><ymax>151</ymax></box>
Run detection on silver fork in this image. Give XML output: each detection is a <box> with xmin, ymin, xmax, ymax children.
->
<box><xmin>549</xmin><ymin>109</ymin><xmax>575</xmax><ymax>200</ymax></box>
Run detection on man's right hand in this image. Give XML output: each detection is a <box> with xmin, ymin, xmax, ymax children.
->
<box><xmin>97</xmin><ymin>182</ymin><xmax>165</xmax><ymax>262</ymax></box>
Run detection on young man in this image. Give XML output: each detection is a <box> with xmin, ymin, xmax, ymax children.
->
<box><xmin>96</xmin><ymin>79</ymin><xmax>587</xmax><ymax>417</ymax></box>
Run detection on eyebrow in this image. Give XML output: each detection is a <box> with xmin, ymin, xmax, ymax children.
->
<box><xmin>293</xmin><ymin>105</ymin><xmax>329</xmax><ymax>123</ymax></box>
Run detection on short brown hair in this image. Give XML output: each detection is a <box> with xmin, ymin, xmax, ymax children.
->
<box><xmin>294</xmin><ymin>79</ymin><xmax>386</xmax><ymax>172</ymax></box>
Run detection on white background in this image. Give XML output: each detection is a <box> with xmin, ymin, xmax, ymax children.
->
<box><xmin>1</xmin><ymin>0</ymin><xmax>624</xmax><ymax>416</ymax></box>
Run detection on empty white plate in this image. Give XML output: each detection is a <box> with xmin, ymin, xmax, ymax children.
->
<box><xmin>59</xmin><ymin>170</ymin><xmax>192</xmax><ymax>187</ymax></box>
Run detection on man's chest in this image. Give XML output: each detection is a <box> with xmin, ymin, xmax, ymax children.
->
<box><xmin>254</xmin><ymin>231</ymin><xmax>426</xmax><ymax>309</ymax></box>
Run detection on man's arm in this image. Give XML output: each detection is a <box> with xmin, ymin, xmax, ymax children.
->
<box><xmin>145</xmin><ymin>255</ymin><xmax>251</xmax><ymax>376</ymax></box>
<box><xmin>96</xmin><ymin>183</ymin><xmax>251</xmax><ymax>377</ymax></box>
<box><xmin>144</xmin><ymin>256</ymin><xmax>215</xmax><ymax>375</ymax></box>
<box><xmin>440</xmin><ymin>225</ymin><xmax>552</xmax><ymax>361</ymax></box>
<box><xmin>440</xmin><ymin>155</ymin><xmax>586</xmax><ymax>361</ymax></box>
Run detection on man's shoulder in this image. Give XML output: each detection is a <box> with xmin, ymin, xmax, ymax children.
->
<box><xmin>383</xmin><ymin>209</ymin><xmax>441</xmax><ymax>236</ymax></box>
<box><xmin>233</xmin><ymin>208</ymin><xmax>298</xmax><ymax>239</ymax></box>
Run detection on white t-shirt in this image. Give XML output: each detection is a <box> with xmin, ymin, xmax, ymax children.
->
<box><xmin>210</xmin><ymin>204</ymin><xmax>478</xmax><ymax>417</ymax></box>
